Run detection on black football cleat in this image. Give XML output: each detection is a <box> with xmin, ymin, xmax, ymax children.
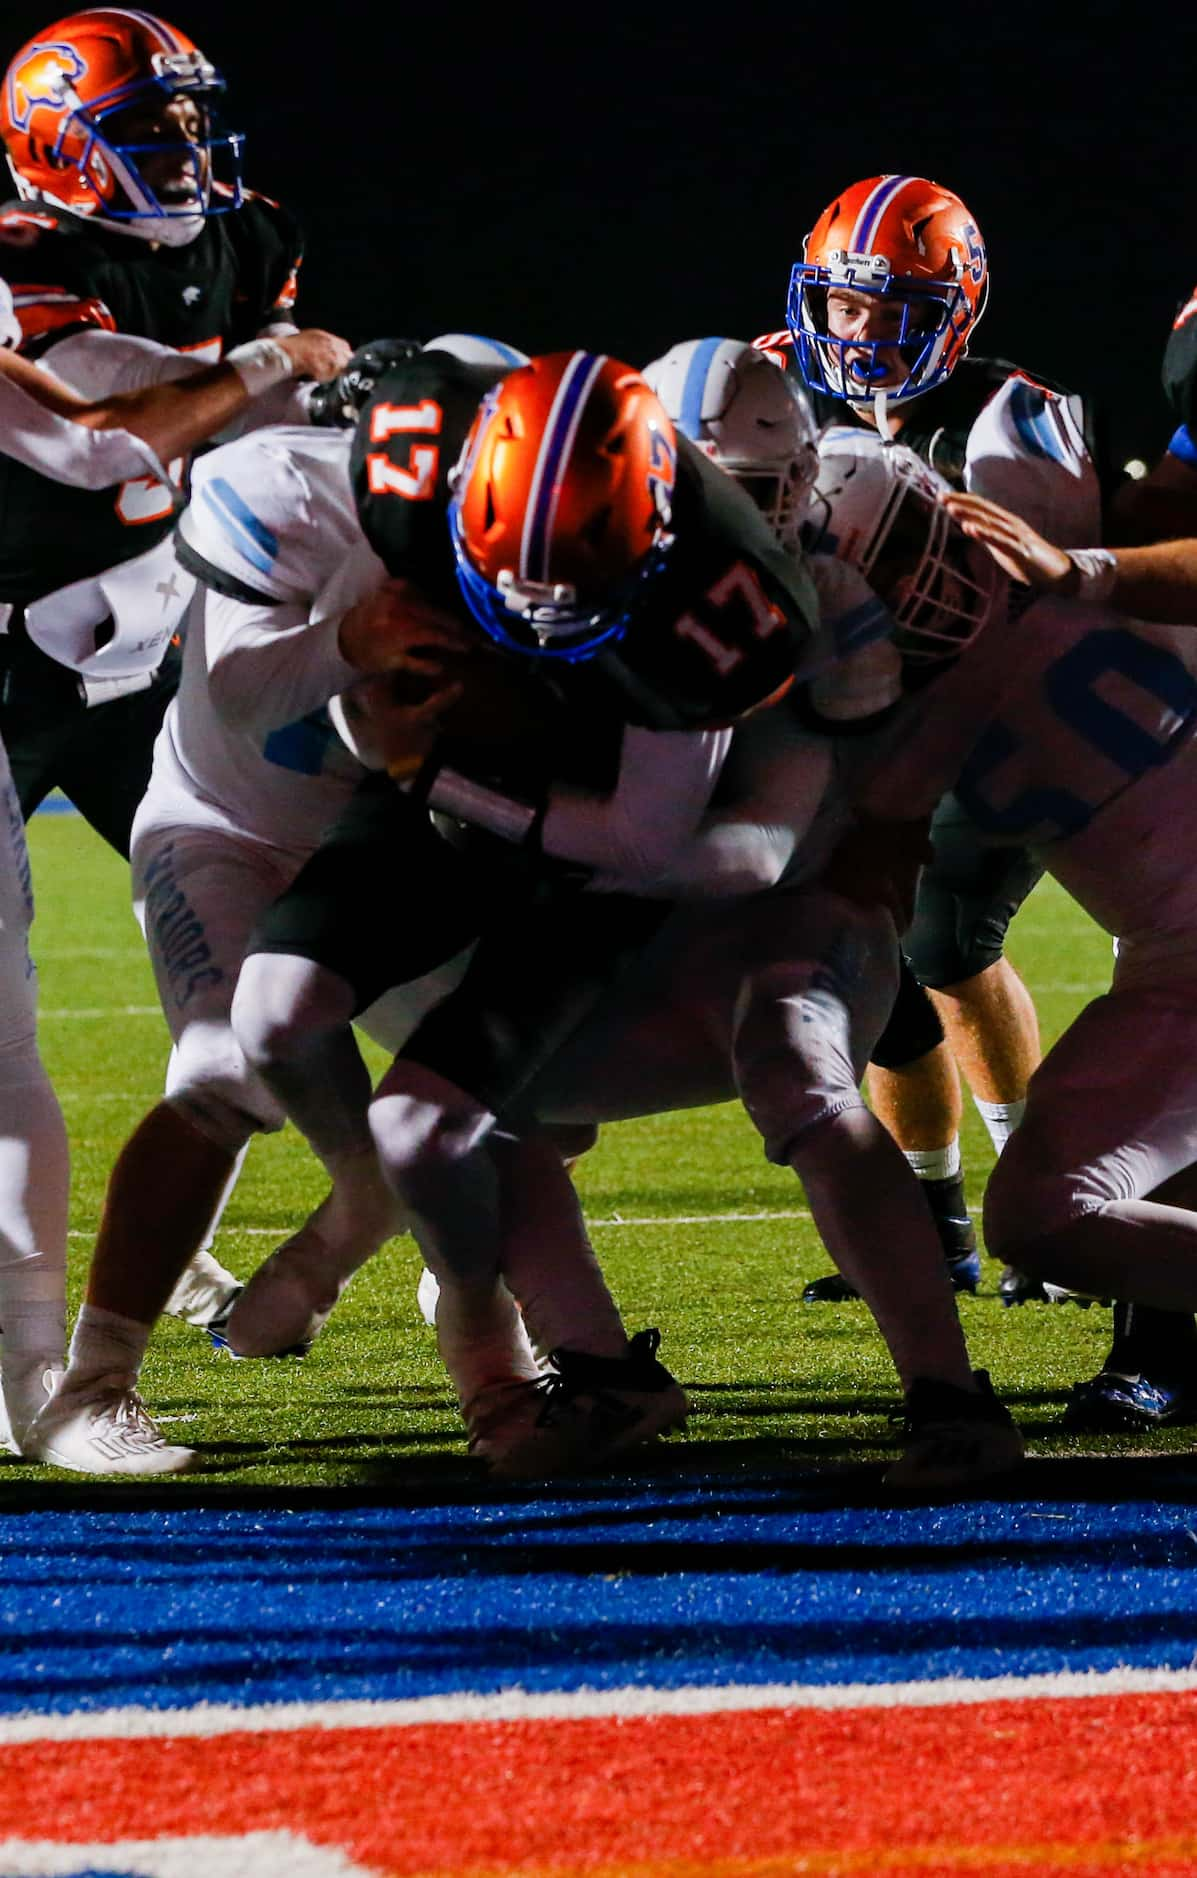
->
<box><xmin>886</xmin><ymin>1368</ymin><xmax>1024</xmax><ymax>1490</ymax></box>
<box><xmin>1062</xmin><ymin>1369</ymin><xmax>1197</xmax><ymax>1433</ymax></box>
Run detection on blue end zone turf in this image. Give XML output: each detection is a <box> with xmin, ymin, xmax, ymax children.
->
<box><xmin>5</xmin><ymin>1469</ymin><xmax>1197</xmax><ymax>1715</ymax></box>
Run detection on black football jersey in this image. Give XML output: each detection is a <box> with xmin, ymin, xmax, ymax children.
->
<box><xmin>351</xmin><ymin>349</ymin><xmax>819</xmax><ymax>739</ymax></box>
<box><xmin>1162</xmin><ymin>286</ymin><xmax>1197</xmax><ymax>435</ymax></box>
<box><xmin>0</xmin><ymin>190</ymin><xmax>302</xmax><ymax>605</ymax></box>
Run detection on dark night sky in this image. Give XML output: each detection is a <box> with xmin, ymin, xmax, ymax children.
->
<box><xmin>4</xmin><ymin>0</ymin><xmax>1195</xmax><ymax>465</ymax></box>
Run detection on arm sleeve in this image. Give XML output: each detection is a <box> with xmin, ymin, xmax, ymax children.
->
<box><xmin>0</xmin><ymin>368</ymin><xmax>165</xmax><ymax>488</ymax></box>
<box><xmin>204</xmin><ymin>589</ymin><xmax>360</xmax><ymax>733</ymax></box>
<box><xmin>593</xmin><ymin>734</ymin><xmax>834</xmax><ymax>899</ymax></box>
<box><xmin>539</xmin><ymin>726</ymin><xmax>733</xmax><ymax>876</ymax></box>
<box><xmin>38</xmin><ymin>328</ymin><xmax>206</xmax><ymax>396</ymax></box>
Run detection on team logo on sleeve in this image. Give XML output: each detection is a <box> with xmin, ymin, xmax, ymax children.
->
<box><xmin>7</xmin><ymin>42</ymin><xmax>85</xmax><ymax>132</ymax></box>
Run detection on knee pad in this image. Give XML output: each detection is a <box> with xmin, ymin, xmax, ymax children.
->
<box><xmin>869</xmin><ymin>957</ymin><xmax>944</xmax><ymax>1070</ymax></box>
<box><xmin>231</xmin><ymin>953</ymin><xmax>356</xmax><ymax>1072</ymax></box>
<box><xmin>165</xmin><ymin>1023</ymin><xmax>284</xmax><ymax>1153</ymax></box>
<box><xmin>732</xmin><ymin>962</ymin><xmax>865</xmax><ymax>1166</ymax></box>
<box><xmin>906</xmin><ymin>817</ymin><xmax>1042</xmax><ymax>989</ymax></box>
<box><xmin>369</xmin><ymin>1062</ymin><xmax>495</xmax><ymax>1185</ymax></box>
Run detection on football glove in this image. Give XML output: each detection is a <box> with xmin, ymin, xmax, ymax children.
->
<box><xmin>307</xmin><ymin>337</ymin><xmax>421</xmax><ymax>427</ymax></box>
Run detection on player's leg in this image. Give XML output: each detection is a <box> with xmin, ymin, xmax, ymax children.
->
<box><xmin>26</xmin><ymin>825</ymin><xmax>297</xmax><ymax>1473</ymax></box>
<box><xmin>851</xmin><ymin>963</ymin><xmax>980</xmax><ymax>1301</ymax></box>
<box><xmin>364</xmin><ymin>890</ymin><xmax>670</xmax><ymax>1472</ymax></box>
<box><xmin>0</xmin><ymin>740</ymin><xmax>70</xmax><ymax>1453</ymax></box>
<box><xmin>984</xmin><ymin>985</ymin><xmax>1197</xmax><ymax>1318</ymax></box>
<box><xmin>729</xmin><ymin>888</ymin><xmax>1022</xmax><ymax>1487</ymax></box>
<box><xmin>901</xmin><ymin>795</ymin><xmax>1044</xmax><ymax>1302</ymax></box>
<box><xmin>226</xmin><ymin>779</ymin><xmax>491</xmax><ymax>1357</ymax></box>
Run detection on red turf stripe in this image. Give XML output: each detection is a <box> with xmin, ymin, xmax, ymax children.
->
<box><xmin>5</xmin><ymin>1694</ymin><xmax>1197</xmax><ymax>1875</ymax></box>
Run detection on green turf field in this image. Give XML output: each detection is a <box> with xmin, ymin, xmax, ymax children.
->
<box><xmin>4</xmin><ymin>811</ymin><xmax>1175</xmax><ymax>1491</ymax></box>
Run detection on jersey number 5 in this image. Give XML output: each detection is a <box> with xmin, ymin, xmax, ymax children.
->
<box><xmin>365</xmin><ymin>399</ymin><xmax>442</xmax><ymax>501</ymax></box>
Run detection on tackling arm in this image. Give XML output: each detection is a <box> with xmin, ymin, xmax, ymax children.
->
<box><xmin>31</xmin><ymin>327</ymin><xmax>351</xmax><ymax>466</ymax></box>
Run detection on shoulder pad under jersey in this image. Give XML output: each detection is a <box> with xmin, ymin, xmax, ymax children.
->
<box><xmin>178</xmin><ymin>427</ymin><xmax>361</xmax><ymax>604</ymax></box>
<box><xmin>963</xmin><ymin>373</ymin><xmax>1102</xmax><ymax>546</ymax></box>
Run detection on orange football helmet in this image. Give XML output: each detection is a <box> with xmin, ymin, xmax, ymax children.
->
<box><xmin>449</xmin><ymin>351</ymin><xmax>677</xmax><ymax>661</ymax></box>
<box><xmin>788</xmin><ymin>175</ymin><xmax>988</xmax><ymax>406</ymax></box>
<box><xmin>0</xmin><ymin>9</ymin><xmax>243</xmax><ymax>242</ymax></box>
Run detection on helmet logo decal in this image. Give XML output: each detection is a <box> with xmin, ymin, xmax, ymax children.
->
<box><xmin>8</xmin><ymin>42</ymin><xmax>85</xmax><ymax>131</ymax></box>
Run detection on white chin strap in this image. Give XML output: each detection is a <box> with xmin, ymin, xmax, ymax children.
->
<box><xmin>103</xmin><ymin>210</ymin><xmax>206</xmax><ymax>247</ymax></box>
<box><xmin>873</xmin><ymin>390</ymin><xmax>890</xmax><ymax>435</ymax></box>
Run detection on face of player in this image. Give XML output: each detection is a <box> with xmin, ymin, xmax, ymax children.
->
<box><xmin>825</xmin><ymin>286</ymin><xmax>914</xmax><ymax>393</ymax></box>
<box><xmin>104</xmin><ymin>92</ymin><xmax>211</xmax><ymax>211</ymax></box>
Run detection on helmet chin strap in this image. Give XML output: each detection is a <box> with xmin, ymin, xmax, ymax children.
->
<box><xmin>873</xmin><ymin>389</ymin><xmax>890</xmax><ymax>437</ymax></box>
<box><xmin>104</xmin><ymin>211</ymin><xmax>205</xmax><ymax>247</ymax></box>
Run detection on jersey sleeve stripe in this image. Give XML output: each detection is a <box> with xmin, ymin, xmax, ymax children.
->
<box><xmin>13</xmin><ymin>296</ymin><xmax>117</xmax><ymax>342</ymax></box>
<box><xmin>173</xmin><ymin>530</ymin><xmax>282</xmax><ymax>606</ymax></box>
<box><xmin>198</xmin><ymin>478</ymin><xmax>280</xmax><ymax>578</ymax></box>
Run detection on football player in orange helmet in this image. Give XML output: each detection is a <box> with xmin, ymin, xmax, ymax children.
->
<box><xmin>0</xmin><ymin>7</ymin><xmax>242</xmax><ymax>246</ymax></box>
<box><xmin>448</xmin><ymin>351</ymin><xmax>677</xmax><ymax>663</ymax></box>
<box><xmin>756</xmin><ymin>176</ymin><xmax>1108</xmax><ymax>1314</ymax></box>
<box><xmin>787</xmin><ymin>174</ymin><xmax>988</xmax><ymax>415</ymax></box>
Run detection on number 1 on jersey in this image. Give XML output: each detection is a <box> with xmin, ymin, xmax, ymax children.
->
<box><xmin>365</xmin><ymin>399</ymin><xmax>442</xmax><ymax>501</ymax></box>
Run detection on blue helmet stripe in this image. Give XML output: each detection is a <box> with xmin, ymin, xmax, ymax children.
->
<box><xmin>852</xmin><ymin>174</ymin><xmax>910</xmax><ymax>255</ymax></box>
<box><xmin>678</xmin><ymin>337</ymin><xmax>725</xmax><ymax>444</ymax></box>
<box><xmin>524</xmin><ymin>352</ymin><xmax>604</xmax><ymax>582</ymax></box>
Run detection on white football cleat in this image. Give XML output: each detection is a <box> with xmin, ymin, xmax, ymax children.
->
<box><xmin>1</xmin><ymin>1356</ymin><xmax>63</xmax><ymax>1455</ymax></box>
<box><xmin>222</xmin><ymin>1230</ymin><xmax>344</xmax><ymax>1358</ymax></box>
<box><xmin>163</xmin><ymin>1249</ymin><xmax>243</xmax><ymax>1331</ymax></box>
<box><xmin>25</xmin><ymin>1374</ymin><xmax>196</xmax><ymax>1475</ymax></box>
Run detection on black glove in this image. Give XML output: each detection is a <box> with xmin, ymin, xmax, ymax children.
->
<box><xmin>307</xmin><ymin>336</ymin><xmax>422</xmax><ymax>427</ymax></box>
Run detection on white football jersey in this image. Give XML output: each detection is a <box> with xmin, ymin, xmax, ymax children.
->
<box><xmin>149</xmin><ymin>428</ymin><xmax>386</xmax><ymax>853</ymax></box>
<box><xmin>963</xmin><ymin>374</ymin><xmax>1103</xmax><ymax>548</ymax></box>
<box><xmin>860</xmin><ymin>594</ymin><xmax>1197</xmax><ymax>953</ymax></box>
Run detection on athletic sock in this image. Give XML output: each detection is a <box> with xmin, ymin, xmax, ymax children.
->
<box><xmin>903</xmin><ymin>1139</ymin><xmax>961</xmax><ymax>1182</ymax></box>
<box><xmin>974</xmin><ymin>1096</ymin><xmax>1027</xmax><ymax>1156</ymax></box>
<box><xmin>63</xmin><ymin>1303</ymin><xmax>151</xmax><ymax>1392</ymax></box>
<box><xmin>1107</xmin><ymin>1301</ymin><xmax>1197</xmax><ymax>1377</ymax></box>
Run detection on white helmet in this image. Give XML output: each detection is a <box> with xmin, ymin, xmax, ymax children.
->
<box><xmin>424</xmin><ymin>333</ymin><xmax>530</xmax><ymax>369</ymax></box>
<box><xmin>642</xmin><ymin>337</ymin><xmax>818</xmax><ymax>550</ymax></box>
<box><xmin>804</xmin><ymin>427</ymin><xmax>1005</xmax><ymax>665</ymax></box>
<box><xmin>0</xmin><ymin>278</ymin><xmax>20</xmax><ymax>350</ymax></box>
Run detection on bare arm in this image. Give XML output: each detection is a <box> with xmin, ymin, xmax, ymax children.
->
<box><xmin>942</xmin><ymin>489</ymin><xmax>1197</xmax><ymax>626</ymax></box>
<box><xmin>21</xmin><ymin>328</ymin><xmax>350</xmax><ymax>464</ymax></box>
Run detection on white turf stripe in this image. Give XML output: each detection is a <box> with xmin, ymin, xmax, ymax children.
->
<box><xmin>3</xmin><ymin>1667</ymin><xmax>1197</xmax><ymax>1745</ymax></box>
<box><xmin>62</xmin><ymin>1208</ymin><xmax>826</xmax><ymax>1240</ymax></box>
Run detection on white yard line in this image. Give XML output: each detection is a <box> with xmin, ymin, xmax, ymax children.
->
<box><xmin>2</xmin><ymin>1666</ymin><xmax>1195</xmax><ymax>1745</ymax></box>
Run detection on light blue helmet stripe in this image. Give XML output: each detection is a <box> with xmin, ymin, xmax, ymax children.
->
<box><xmin>678</xmin><ymin>337</ymin><xmax>725</xmax><ymax>444</ymax></box>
